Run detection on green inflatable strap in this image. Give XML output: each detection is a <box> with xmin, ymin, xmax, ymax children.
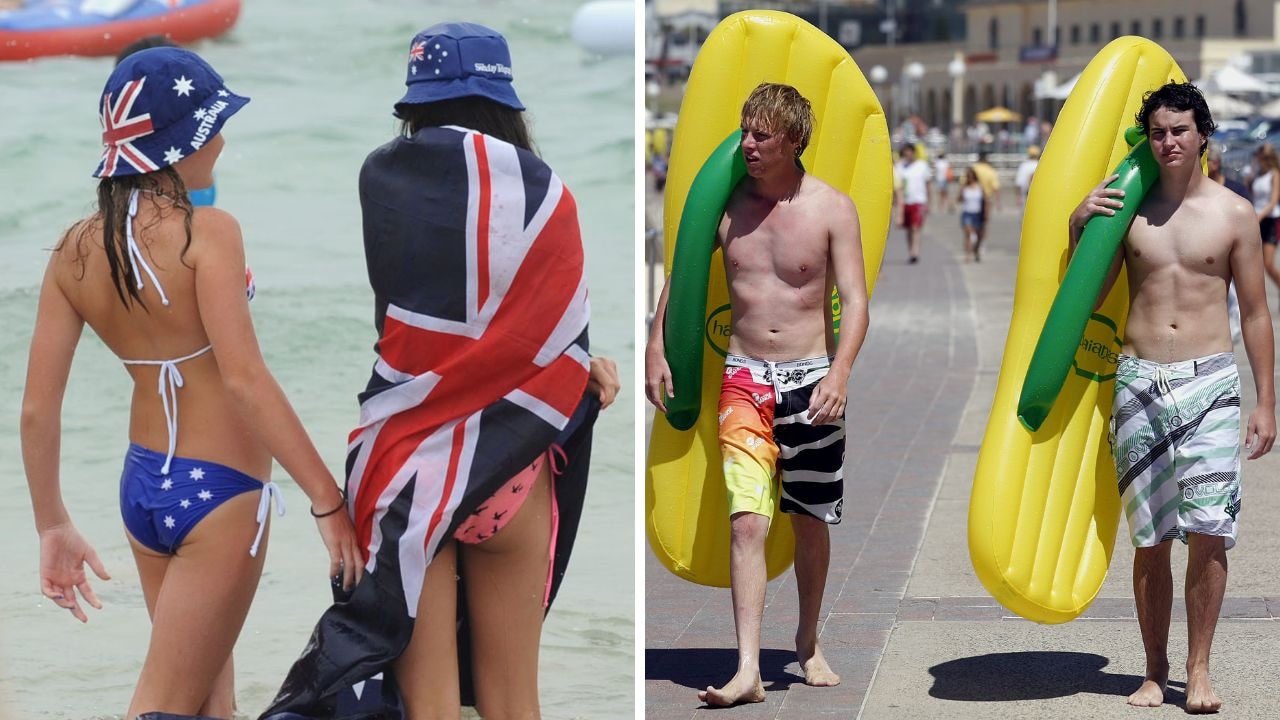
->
<box><xmin>1017</xmin><ymin>126</ymin><xmax>1158</xmax><ymax>432</ymax></box>
<box><xmin>663</xmin><ymin>130</ymin><xmax>745</xmax><ymax>431</ymax></box>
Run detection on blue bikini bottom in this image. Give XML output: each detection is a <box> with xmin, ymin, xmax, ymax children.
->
<box><xmin>119</xmin><ymin>443</ymin><xmax>282</xmax><ymax>555</ymax></box>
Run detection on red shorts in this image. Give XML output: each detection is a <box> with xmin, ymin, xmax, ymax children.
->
<box><xmin>901</xmin><ymin>203</ymin><xmax>926</xmax><ymax>229</ymax></box>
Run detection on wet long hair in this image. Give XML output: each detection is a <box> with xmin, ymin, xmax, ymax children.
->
<box><xmin>1136</xmin><ymin>81</ymin><xmax>1217</xmax><ymax>156</ymax></box>
<box><xmin>61</xmin><ymin>166</ymin><xmax>194</xmax><ymax>309</ymax></box>
<box><xmin>396</xmin><ymin>96</ymin><xmax>535</xmax><ymax>154</ymax></box>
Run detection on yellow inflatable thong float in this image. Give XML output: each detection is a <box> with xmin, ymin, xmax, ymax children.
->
<box><xmin>646</xmin><ymin>10</ymin><xmax>892</xmax><ymax>587</ymax></box>
<box><xmin>968</xmin><ymin>37</ymin><xmax>1189</xmax><ymax>623</ymax></box>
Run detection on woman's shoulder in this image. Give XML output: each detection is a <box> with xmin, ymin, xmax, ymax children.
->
<box><xmin>190</xmin><ymin>205</ymin><xmax>242</xmax><ymax>236</ymax></box>
<box><xmin>185</xmin><ymin>206</ymin><xmax>245</xmax><ymax>263</ymax></box>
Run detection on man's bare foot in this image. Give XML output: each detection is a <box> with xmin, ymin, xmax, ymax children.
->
<box><xmin>697</xmin><ymin>672</ymin><xmax>766</xmax><ymax>707</ymax></box>
<box><xmin>1185</xmin><ymin>667</ymin><xmax>1222</xmax><ymax>714</ymax></box>
<box><xmin>797</xmin><ymin>639</ymin><xmax>840</xmax><ymax>687</ymax></box>
<box><xmin>1127</xmin><ymin>674</ymin><xmax>1168</xmax><ymax>708</ymax></box>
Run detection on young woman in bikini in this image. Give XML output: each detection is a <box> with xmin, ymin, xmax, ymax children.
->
<box><xmin>20</xmin><ymin>47</ymin><xmax>364</xmax><ymax>719</ymax></box>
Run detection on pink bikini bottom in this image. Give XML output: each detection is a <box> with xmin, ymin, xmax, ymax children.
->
<box><xmin>453</xmin><ymin>446</ymin><xmax>566</xmax><ymax>607</ymax></box>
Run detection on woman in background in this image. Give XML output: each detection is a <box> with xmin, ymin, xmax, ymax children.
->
<box><xmin>1251</xmin><ymin>143</ymin><xmax>1280</xmax><ymax>298</ymax></box>
<box><xmin>959</xmin><ymin>167</ymin><xmax>988</xmax><ymax>262</ymax></box>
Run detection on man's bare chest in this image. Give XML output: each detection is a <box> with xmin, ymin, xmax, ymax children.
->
<box><xmin>1126</xmin><ymin>215</ymin><xmax>1233</xmax><ymax>275</ymax></box>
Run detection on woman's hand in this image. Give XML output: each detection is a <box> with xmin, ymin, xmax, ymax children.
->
<box><xmin>39</xmin><ymin>523</ymin><xmax>110</xmax><ymax>623</ymax></box>
<box><xmin>313</xmin><ymin>504</ymin><xmax>364</xmax><ymax>592</ymax></box>
<box><xmin>588</xmin><ymin>356</ymin><xmax>621</xmax><ymax>410</ymax></box>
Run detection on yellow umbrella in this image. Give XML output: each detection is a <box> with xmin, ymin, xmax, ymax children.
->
<box><xmin>975</xmin><ymin>106</ymin><xmax>1022</xmax><ymax>123</ymax></box>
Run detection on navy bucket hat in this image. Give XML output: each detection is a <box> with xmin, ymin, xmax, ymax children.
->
<box><xmin>394</xmin><ymin>21</ymin><xmax>525</xmax><ymax>117</ymax></box>
<box><xmin>94</xmin><ymin>47</ymin><xmax>249</xmax><ymax>178</ymax></box>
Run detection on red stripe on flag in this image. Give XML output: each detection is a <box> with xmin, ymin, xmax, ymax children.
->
<box><xmin>424</xmin><ymin>422</ymin><xmax>467</xmax><ymax>551</ymax></box>
<box><xmin>113</xmin><ymin>79</ymin><xmax>140</xmax><ymax>125</ymax></box>
<box><xmin>119</xmin><ymin>144</ymin><xmax>156</xmax><ymax>172</ymax></box>
<box><xmin>473</xmin><ymin>133</ymin><xmax>491</xmax><ymax>312</ymax></box>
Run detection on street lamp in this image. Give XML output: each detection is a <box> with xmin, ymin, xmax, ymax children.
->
<box><xmin>948</xmin><ymin>53</ymin><xmax>965</xmax><ymax>132</ymax></box>
<box><xmin>869</xmin><ymin>64</ymin><xmax>890</xmax><ymax>124</ymax></box>
<box><xmin>904</xmin><ymin>61</ymin><xmax>924</xmax><ymax>129</ymax></box>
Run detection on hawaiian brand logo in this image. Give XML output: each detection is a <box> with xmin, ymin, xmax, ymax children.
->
<box><xmin>1072</xmin><ymin>313</ymin><xmax>1122</xmax><ymax>383</ymax></box>
<box><xmin>705</xmin><ymin>304</ymin><xmax>732</xmax><ymax>358</ymax></box>
<box><xmin>830</xmin><ymin>288</ymin><xmax>842</xmax><ymax>336</ymax></box>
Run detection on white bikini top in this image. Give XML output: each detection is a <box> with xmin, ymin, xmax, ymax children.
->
<box><xmin>115</xmin><ymin>190</ymin><xmax>279</xmax><ymax>555</ymax></box>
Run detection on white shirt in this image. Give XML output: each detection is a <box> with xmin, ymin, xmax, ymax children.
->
<box><xmin>1253</xmin><ymin>170</ymin><xmax>1280</xmax><ymax>218</ymax></box>
<box><xmin>961</xmin><ymin>184</ymin><xmax>985</xmax><ymax>214</ymax></box>
<box><xmin>934</xmin><ymin>158</ymin><xmax>951</xmax><ymax>184</ymax></box>
<box><xmin>1015</xmin><ymin>159</ymin><xmax>1039</xmax><ymax>192</ymax></box>
<box><xmin>897</xmin><ymin>159</ymin><xmax>931</xmax><ymax>205</ymax></box>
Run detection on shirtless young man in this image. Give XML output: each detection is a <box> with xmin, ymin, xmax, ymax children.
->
<box><xmin>1070</xmin><ymin>82</ymin><xmax>1275</xmax><ymax>714</ymax></box>
<box><xmin>645</xmin><ymin>82</ymin><xmax>870</xmax><ymax>706</ymax></box>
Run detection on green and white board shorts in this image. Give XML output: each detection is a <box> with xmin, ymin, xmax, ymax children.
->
<box><xmin>1110</xmin><ymin>352</ymin><xmax>1242</xmax><ymax>549</ymax></box>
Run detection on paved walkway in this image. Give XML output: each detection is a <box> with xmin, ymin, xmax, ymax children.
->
<box><xmin>644</xmin><ymin>198</ymin><xmax>1280</xmax><ymax>719</ymax></box>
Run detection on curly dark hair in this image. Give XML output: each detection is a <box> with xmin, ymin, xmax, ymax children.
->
<box><xmin>1135</xmin><ymin>81</ymin><xmax>1217</xmax><ymax>156</ymax></box>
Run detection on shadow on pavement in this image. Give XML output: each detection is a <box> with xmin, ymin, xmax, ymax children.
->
<box><xmin>928</xmin><ymin>651</ymin><xmax>1187</xmax><ymax>703</ymax></box>
<box><xmin>646</xmin><ymin>647</ymin><xmax>801</xmax><ymax>693</ymax></box>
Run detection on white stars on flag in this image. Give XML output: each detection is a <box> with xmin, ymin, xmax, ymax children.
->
<box><xmin>172</xmin><ymin>76</ymin><xmax>194</xmax><ymax>96</ymax></box>
<box><xmin>164</xmin><ymin>515</ymin><xmax>176</xmax><ymax>529</ymax></box>
<box><xmin>163</xmin><ymin>147</ymin><xmax>183</xmax><ymax>164</ymax></box>
<box><xmin>217</xmin><ymin>89</ymin><xmax>229</xmax><ymax>97</ymax></box>
<box><xmin>198</xmin><ymin>489</ymin><xmax>213</xmax><ymax>501</ymax></box>
<box><xmin>180</xmin><ymin>499</ymin><xmax>191</xmax><ymax>509</ymax></box>
<box><xmin>160</xmin><ymin>478</ymin><xmax>173</xmax><ymax>491</ymax></box>
<box><xmin>193</xmin><ymin>107</ymin><xmax>207</xmax><ymax>121</ymax></box>
<box><xmin>189</xmin><ymin>467</ymin><xmax>205</xmax><ymax>481</ymax></box>
<box><xmin>426</xmin><ymin>43</ymin><xmax>448</xmax><ymax>75</ymax></box>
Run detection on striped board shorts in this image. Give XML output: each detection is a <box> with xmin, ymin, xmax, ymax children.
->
<box><xmin>1110</xmin><ymin>352</ymin><xmax>1242</xmax><ymax>549</ymax></box>
<box><xmin>717</xmin><ymin>354</ymin><xmax>845</xmax><ymax>525</ymax></box>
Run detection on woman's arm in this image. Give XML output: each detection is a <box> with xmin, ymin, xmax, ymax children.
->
<box><xmin>21</xmin><ymin>251</ymin><xmax>111</xmax><ymax>622</ymax></box>
<box><xmin>1260</xmin><ymin>169</ymin><xmax>1280</xmax><ymax>221</ymax></box>
<box><xmin>188</xmin><ymin>208</ymin><xmax>363</xmax><ymax>589</ymax></box>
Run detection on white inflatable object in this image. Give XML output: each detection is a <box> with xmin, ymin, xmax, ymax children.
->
<box><xmin>571</xmin><ymin>0</ymin><xmax>633</xmax><ymax>56</ymax></box>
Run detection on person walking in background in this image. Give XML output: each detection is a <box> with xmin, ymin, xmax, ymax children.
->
<box><xmin>1014</xmin><ymin>145</ymin><xmax>1039</xmax><ymax>206</ymax></box>
<box><xmin>959</xmin><ymin>167</ymin><xmax>988</xmax><ymax>262</ymax></box>
<box><xmin>972</xmin><ymin>151</ymin><xmax>1002</xmax><ymax>214</ymax></box>
<box><xmin>262</xmin><ymin>22</ymin><xmax>619</xmax><ymax>720</ymax></box>
<box><xmin>20</xmin><ymin>47</ymin><xmax>362</xmax><ymax>719</ymax></box>
<box><xmin>933</xmin><ymin>151</ymin><xmax>953</xmax><ymax>213</ymax></box>
<box><xmin>1250</xmin><ymin>143</ymin><xmax>1280</xmax><ymax>302</ymax></box>
<box><xmin>894</xmin><ymin>143</ymin><xmax>932</xmax><ymax>263</ymax></box>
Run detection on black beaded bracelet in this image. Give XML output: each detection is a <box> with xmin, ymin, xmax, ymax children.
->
<box><xmin>310</xmin><ymin>491</ymin><xmax>347</xmax><ymax>518</ymax></box>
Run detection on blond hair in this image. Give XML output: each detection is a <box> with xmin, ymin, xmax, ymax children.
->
<box><xmin>740</xmin><ymin>82</ymin><xmax>815</xmax><ymax>156</ymax></box>
<box><xmin>1257</xmin><ymin>143</ymin><xmax>1279</xmax><ymax>173</ymax></box>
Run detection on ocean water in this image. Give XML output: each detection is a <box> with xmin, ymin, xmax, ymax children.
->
<box><xmin>0</xmin><ymin>1</ymin><xmax>635</xmax><ymax>718</ymax></box>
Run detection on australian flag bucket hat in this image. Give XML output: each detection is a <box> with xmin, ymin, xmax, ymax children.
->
<box><xmin>394</xmin><ymin>21</ymin><xmax>524</xmax><ymax>117</ymax></box>
<box><xmin>94</xmin><ymin>46</ymin><xmax>249</xmax><ymax>178</ymax></box>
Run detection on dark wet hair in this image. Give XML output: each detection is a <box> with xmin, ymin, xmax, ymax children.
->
<box><xmin>397</xmin><ymin>96</ymin><xmax>535</xmax><ymax>153</ymax></box>
<box><xmin>115</xmin><ymin>34</ymin><xmax>176</xmax><ymax>65</ymax></box>
<box><xmin>1136</xmin><ymin>81</ymin><xmax>1216</xmax><ymax>155</ymax></box>
<box><xmin>60</xmin><ymin>168</ymin><xmax>194</xmax><ymax>309</ymax></box>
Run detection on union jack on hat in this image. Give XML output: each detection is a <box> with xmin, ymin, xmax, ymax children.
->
<box><xmin>94</xmin><ymin>47</ymin><xmax>249</xmax><ymax>178</ymax></box>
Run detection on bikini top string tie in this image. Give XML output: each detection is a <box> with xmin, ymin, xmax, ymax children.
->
<box><xmin>124</xmin><ymin>189</ymin><xmax>170</xmax><ymax>307</ymax></box>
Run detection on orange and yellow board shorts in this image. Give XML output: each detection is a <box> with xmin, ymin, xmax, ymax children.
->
<box><xmin>717</xmin><ymin>354</ymin><xmax>846</xmax><ymax>525</ymax></box>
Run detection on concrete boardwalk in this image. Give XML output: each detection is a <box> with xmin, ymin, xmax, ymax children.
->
<box><xmin>644</xmin><ymin>203</ymin><xmax>1280</xmax><ymax>719</ymax></box>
